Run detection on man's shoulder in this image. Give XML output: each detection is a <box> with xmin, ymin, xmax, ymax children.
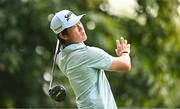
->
<box><xmin>83</xmin><ymin>46</ymin><xmax>109</xmax><ymax>59</ymax></box>
<box><xmin>86</xmin><ymin>46</ymin><xmax>104</xmax><ymax>53</ymax></box>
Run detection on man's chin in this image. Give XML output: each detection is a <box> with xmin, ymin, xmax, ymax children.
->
<box><xmin>83</xmin><ymin>36</ymin><xmax>87</xmax><ymax>41</ymax></box>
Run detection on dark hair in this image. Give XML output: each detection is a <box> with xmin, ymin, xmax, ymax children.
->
<box><xmin>57</xmin><ymin>28</ymin><xmax>68</xmax><ymax>45</ymax></box>
<box><xmin>61</xmin><ymin>28</ymin><xmax>68</xmax><ymax>36</ymax></box>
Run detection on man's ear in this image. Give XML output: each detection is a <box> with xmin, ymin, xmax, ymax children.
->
<box><xmin>59</xmin><ymin>33</ymin><xmax>68</xmax><ymax>40</ymax></box>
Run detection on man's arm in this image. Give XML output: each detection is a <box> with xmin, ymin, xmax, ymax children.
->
<box><xmin>109</xmin><ymin>37</ymin><xmax>131</xmax><ymax>72</ymax></box>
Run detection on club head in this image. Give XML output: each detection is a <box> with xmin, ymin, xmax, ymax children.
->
<box><xmin>49</xmin><ymin>85</ymin><xmax>66</xmax><ymax>102</ymax></box>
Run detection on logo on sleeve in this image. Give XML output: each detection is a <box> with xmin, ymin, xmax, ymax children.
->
<box><xmin>64</xmin><ymin>12</ymin><xmax>72</xmax><ymax>21</ymax></box>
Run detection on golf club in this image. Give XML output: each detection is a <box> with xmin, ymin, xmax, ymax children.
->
<box><xmin>48</xmin><ymin>39</ymin><xmax>66</xmax><ymax>102</ymax></box>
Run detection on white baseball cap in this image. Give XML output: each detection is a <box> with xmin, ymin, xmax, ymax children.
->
<box><xmin>50</xmin><ymin>10</ymin><xmax>85</xmax><ymax>34</ymax></box>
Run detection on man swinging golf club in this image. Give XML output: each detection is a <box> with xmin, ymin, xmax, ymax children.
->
<box><xmin>49</xmin><ymin>9</ymin><xmax>131</xmax><ymax>109</ymax></box>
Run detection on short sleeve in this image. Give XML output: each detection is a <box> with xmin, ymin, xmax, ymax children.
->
<box><xmin>86</xmin><ymin>47</ymin><xmax>113</xmax><ymax>70</ymax></box>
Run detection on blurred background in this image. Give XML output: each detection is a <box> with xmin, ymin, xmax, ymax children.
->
<box><xmin>0</xmin><ymin>0</ymin><xmax>180</xmax><ymax>108</ymax></box>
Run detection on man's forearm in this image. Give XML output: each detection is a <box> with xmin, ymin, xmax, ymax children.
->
<box><xmin>110</xmin><ymin>53</ymin><xmax>131</xmax><ymax>72</ymax></box>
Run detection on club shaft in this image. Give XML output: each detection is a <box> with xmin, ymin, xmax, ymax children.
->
<box><xmin>49</xmin><ymin>39</ymin><xmax>60</xmax><ymax>89</ymax></box>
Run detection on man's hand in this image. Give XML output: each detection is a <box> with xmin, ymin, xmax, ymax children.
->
<box><xmin>109</xmin><ymin>37</ymin><xmax>131</xmax><ymax>72</ymax></box>
<box><xmin>115</xmin><ymin>37</ymin><xmax>130</xmax><ymax>56</ymax></box>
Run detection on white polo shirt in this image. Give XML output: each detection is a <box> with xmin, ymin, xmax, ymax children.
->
<box><xmin>57</xmin><ymin>42</ymin><xmax>117</xmax><ymax>109</ymax></box>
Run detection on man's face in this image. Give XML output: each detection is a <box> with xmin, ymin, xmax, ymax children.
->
<box><xmin>65</xmin><ymin>21</ymin><xmax>87</xmax><ymax>43</ymax></box>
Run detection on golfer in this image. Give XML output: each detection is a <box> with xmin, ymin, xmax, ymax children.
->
<box><xmin>50</xmin><ymin>10</ymin><xmax>131</xmax><ymax>109</ymax></box>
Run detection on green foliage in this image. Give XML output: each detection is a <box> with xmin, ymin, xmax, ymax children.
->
<box><xmin>0</xmin><ymin>0</ymin><xmax>179</xmax><ymax>108</ymax></box>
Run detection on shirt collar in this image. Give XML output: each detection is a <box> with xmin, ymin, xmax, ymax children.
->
<box><xmin>62</xmin><ymin>42</ymin><xmax>86</xmax><ymax>53</ymax></box>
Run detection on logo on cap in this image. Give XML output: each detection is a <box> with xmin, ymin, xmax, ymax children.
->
<box><xmin>64</xmin><ymin>12</ymin><xmax>72</xmax><ymax>21</ymax></box>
